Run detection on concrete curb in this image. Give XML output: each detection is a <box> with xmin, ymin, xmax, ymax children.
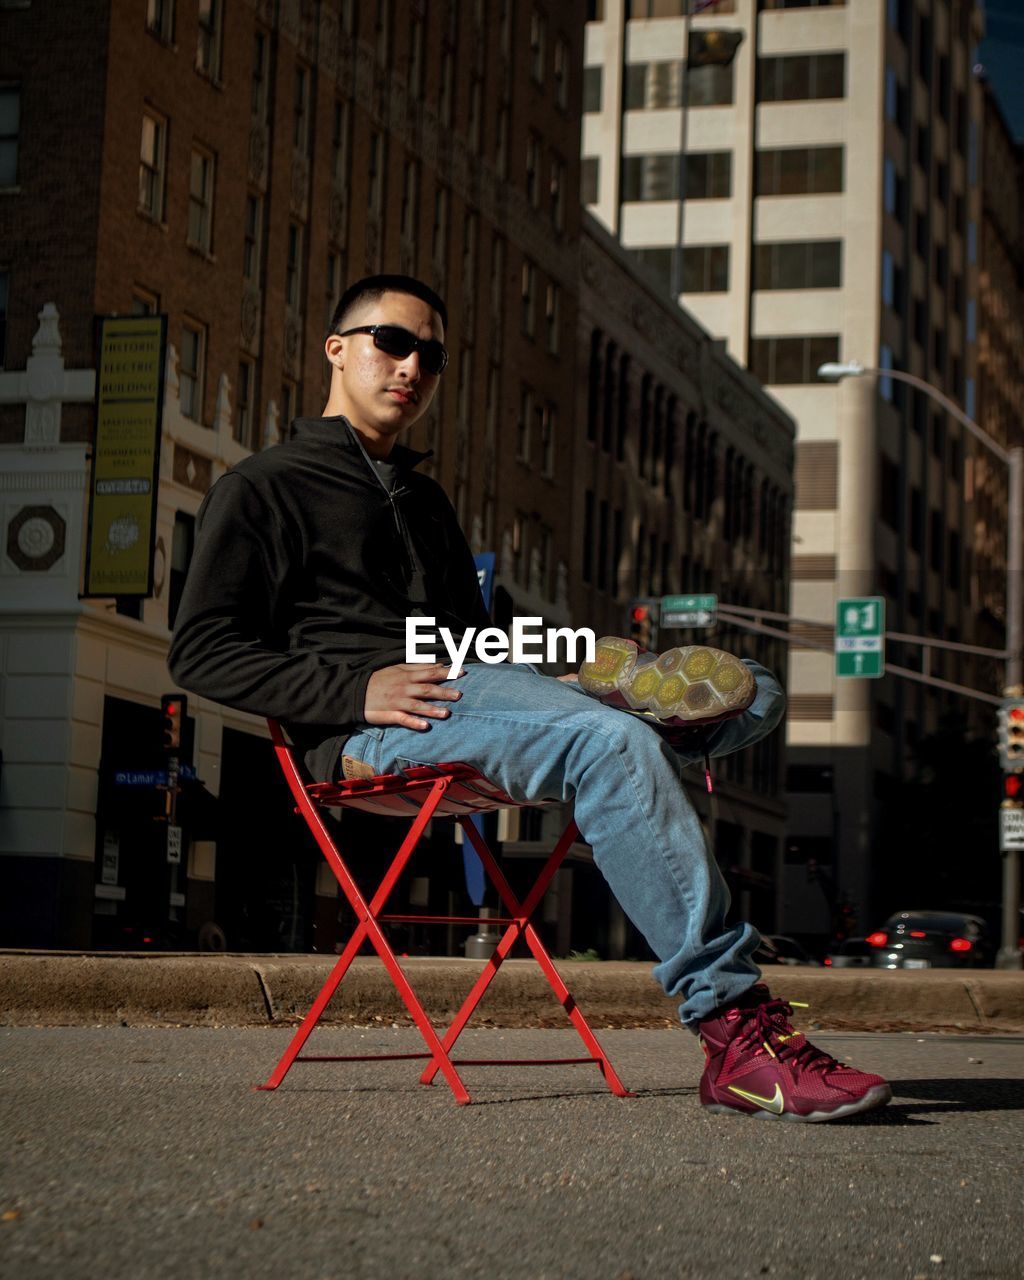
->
<box><xmin>1</xmin><ymin>952</ymin><xmax>1023</xmax><ymax>1032</ymax></box>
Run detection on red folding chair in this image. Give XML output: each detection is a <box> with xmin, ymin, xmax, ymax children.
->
<box><xmin>257</xmin><ymin>720</ymin><xmax>632</xmax><ymax>1105</ymax></box>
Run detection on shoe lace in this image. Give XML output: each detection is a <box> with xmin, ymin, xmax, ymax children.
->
<box><xmin>737</xmin><ymin>997</ymin><xmax>840</xmax><ymax>1073</ymax></box>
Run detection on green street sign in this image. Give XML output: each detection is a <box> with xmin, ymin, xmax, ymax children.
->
<box><xmin>661</xmin><ymin>593</ymin><xmax>717</xmax><ymax>628</ymax></box>
<box><xmin>835</xmin><ymin>596</ymin><xmax>885</xmax><ymax>678</ymax></box>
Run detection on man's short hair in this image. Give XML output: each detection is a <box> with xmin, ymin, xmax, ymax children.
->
<box><xmin>330</xmin><ymin>274</ymin><xmax>448</xmax><ymax>335</ymax></box>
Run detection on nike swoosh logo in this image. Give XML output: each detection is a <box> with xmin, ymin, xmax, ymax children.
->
<box><xmin>727</xmin><ymin>1082</ymin><xmax>785</xmax><ymax>1114</ymax></box>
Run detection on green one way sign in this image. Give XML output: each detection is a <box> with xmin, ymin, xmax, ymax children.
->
<box><xmin>835</xmin><ymin>596</ymin><xmax>885</xmax><ymax>678</ymax></box>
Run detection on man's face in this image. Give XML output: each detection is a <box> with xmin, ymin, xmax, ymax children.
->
<box><xmin>325</xmin><ymin>291</ymin><xmax>444</xmax><ymax>450</ymax></box>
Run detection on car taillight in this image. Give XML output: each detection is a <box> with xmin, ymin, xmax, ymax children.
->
<box><xmin>910</xmin><ymin>930</ymin><xmax>926</xmax><ymax>938</ymax></box>
<box><xmin>949</xmin><ymin>937</ymin><xmax>972</xmax><ymax>953</ymax></box>
<box><xmin>867</xmin><ymin>931</ymin><xmax>888</xmax><ymax>947</ymax></box>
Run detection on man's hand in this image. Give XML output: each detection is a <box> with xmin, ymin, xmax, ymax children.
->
<box><xmin>364</xmin><ymin>663</ymin><xmax>464</xmax><ymax>731</ymax></box>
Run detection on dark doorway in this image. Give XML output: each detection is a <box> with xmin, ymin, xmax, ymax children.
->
<box><xmin>216</xmin><ymin>727</ymin><xmax>320</xmax><ymax>951</ymax></box>
<box><xmin>94</xmin><ymin>695</ymin><xmax>192</xmax><ymax>949</ymax></box>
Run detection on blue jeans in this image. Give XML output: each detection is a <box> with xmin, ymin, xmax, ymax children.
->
<box><xmin>340</xmin><ymin>660</ymin><xmax>785</xmax><ymax>1026</ymax></box>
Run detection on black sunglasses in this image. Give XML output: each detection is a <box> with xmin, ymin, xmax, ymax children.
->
<box><xmin>336</xmin><ymin>324</ymin><xmax>449</xmax><ymax>375</ymax></box>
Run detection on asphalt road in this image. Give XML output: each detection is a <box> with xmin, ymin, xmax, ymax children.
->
<box><xmin>1</xmin><ymin>1027</ymin><xmax>1021</xmax><ymax>1280</ymax></box>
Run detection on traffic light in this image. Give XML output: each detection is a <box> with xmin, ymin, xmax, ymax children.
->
<box><xmin>161</xmin><ymin>693</ymin><xmax>186</xmax><ymax>752</ymax></box>
<box><xmin>1004</xmin><ymin>773</ymin><xmax>1024</xmax><ymax>802</ymax></box>
<box><xmin>997</xmin><ymin>698</ymin><xmax>1024</xmax><ymax>772</ymax></box>
<box><xmin>629</xmin><ymin>599</ymin><xmax>658</xmax><ymax>651</ymax></box>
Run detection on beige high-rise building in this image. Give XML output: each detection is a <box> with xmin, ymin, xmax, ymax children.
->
<box><xmin>583</xmin><ymin>0</ymin><xmax>987</xmax><ymax>937</ymax></box>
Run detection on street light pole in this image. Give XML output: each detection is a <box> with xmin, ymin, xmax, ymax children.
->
<box><xmin>818</xmin><ymin>361</ymin><xmax>1023</xmax><ymax>969</ymax></box>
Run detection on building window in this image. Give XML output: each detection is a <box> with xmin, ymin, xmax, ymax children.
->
<box><xmin>759</xmin><ymin>0</ymin><xmax>844</xmax><ymax>8</ymax></box>
<box><xmin>518</xmin><ymin>385</ymin><xmax>534</xmax><ymax>462</ymax></box>
<box><xmin>243</xmin><ymin>194</ymin><xmax>262</xmax><ymax>282</ymax></box>
<box><xmin>545</xmin><ymin>283</ymin><xmax>560</xmax><ymax>353</ymax></box>
<box><xmin>750</xmin><ymin>335</ymin><xmax>840</xmax><ymax>384</ymax></box>
<box><xmin>684</xmin><ymin>151</ymin><xmax>732</xmax><ymax>198</ymax></box>
<box><xmin>281</xmin><ymin>380</ymin><xmax>296</xmax><ymax>429</ymax></box>
<box><xmin>235</xmin><ymin>359</ymin><xmax>255</xmax><ymax>446</ymax></box>
<box><xmin>687</xmin><ymin>63</ymin><xmax>734</xmax><ymax>107</ymax></box>
<box><xmin>138</xmin><ymin>110</ymin><xmax>166</xmax><ymax>218</ymax></box>
<box><xmin>285</xmin><ymin>223</ymin><xmax>303</xmax><ymax>310</ymax></box>
<box><xmin>433</xmin><ymin>186</ymin><xmax>449</xmax><ymax>268</ymax></box>
<box><xmin>401</xmin><ymin>160</ymin><xmax>419</xmax><ymax>246</ymax></box>
<box><xmin>179</xmin><ymin>322</ymin><xmax>205</xmax><ymax>421</ymax></box>
<box><xmin>0</xmin><ymin>271</ymin><xmax>8</xmax><ymax>368</ymax></box>
<box><xmin>530</xmin><ymin>9</ymin><xmax>546</xmax><ymax>83</ymax></box>
<box><xmin>550</xmin><ymin>155</ymin><xmax>566</xmax><ymax>231</ymax></box>
<box><xmin>167</xmin><ymin>511</ymin><xmax>195</xmax><ymax>630</ymax></box>
<box><xmin>622</xmin><ymin>152</ymin><xmax>731</xmax><ymax>201</ymax></box>
<box><xmin>526</xmin><ymin>133</ymin><xmax>541</xmax><ymax>208</ymax></box>
<box><xmin>0</xmin><ymin>87</ymin><xmax>18</xmax><ymax>188</ymax></box>
<box><xmin>462</xmin><ymin>213</ymin><xmax>479</xmax><ymax>299</ymax></box>
<box><xmin>332</xmin><ymin>99</ymin><xmax>350</xmax><ymax>185</ymax></box>
<box><xmin>757</xmin><ymin>53</ymin><xmax>845</xmax><ymax>101</ymax></box>
<box><xmin>682</xmin><ymin>245</ymin><xmax>729</xmax><ymax>292</ymax></box>
<box><xmin>468</xmin><ymin>79</ymin><xmax>483</xmax><ymax>153</ymax></box>
<box><xmin>521</xmin><ymin>261</ymin><xmax>536</xmax><ymax>338</ymax></box>
<box><xmin>754</xmin><ymin>240</ymin><xmax>841</xmax><ymax>289</ymax></box>
<box><xmin>554</xmin><ymin>37</ymin><xmax>569</xmax><ymax>109</ymax></box>
<box><xmin>326</xmin><ymin>251</ymin><xmax>341</xmax><ymax>331</ymax></box>
<box><xmin>196</xmin><ymin>0</ymin><xmax>222</xmax><ymax>79</ymax></box>
<box><xmin>146</xmin><ymin>0</ymin><xmax>174</xmax><ymax>42</ymax></box>
<box><xmin>540</xmin><ymin>404</ymin><xmax>556</xmax><ymax>477</ymax></box>
<box><xmin>583</xmin><ymin>66</ymin><xmax>603</xmax><ymax>113</ymax></box>
<box><xmin>409</xmin><ymin>15</ymin><xmax>425</xmax><ymax>97</ymax></box>
<box><xmin>439</xmin><ymin>48</ymin><xmax>454</xmax><ymax>127</ymax></box>
<box><xmin>881</xmin><ymin>249</ymin><xmax>895</xmax><ymax>307</ymax></box>
<box><xmin>293</xmin><ymin>66</ymin><xmax>311</xmax><ymax>154</ymax></box>
<box><xmin>755</xmin><ymin>146</ymin><xmax>843</xmax><ymax>195</ymax></box>
<box><xmin>582</xmin><ymin>156</ymin><xmax>599</xmax><ymax>204</ymax></box>
<box><xmin>375</xmin><ymin>0</ymin><xmax>392</xmax><ymax>67</ymax></box>
<box><xmin>626</xmin><ymin>61</ymin><xmax>683</xmax><ymax>110</ymax></box>
<box><xmin>368</xmin><ymin>132</ymin><xmax>385</xmax><ymax>213</ymax></box>
<box><xmin>187</xmin><ymin>147</ymin><xmax>215</xmax><ymax>253</ymax></box>
<box><xmin>251</xmin><ymin>30</ymin><xmax>269</xmax><ymax>121</ymax></box>
<box><xmin>130</xmin><ymin>287</ymin><xmax>160</xmax><ymax>316</ymax></box>
<box><xmin>496</xmin><ymin>105</ymin><xmax>510</xmax><ymax>179</ymax></box>
<box><xmin>622</xmin><ymin>155</ymin><xmax>681</xmax><ymax>201</ymax></box>
<box><xmin>491</xmin><ymin>234</ymin><xmax>505</xmax><ymax>318</ymax></box>
<box><xmin>885</xmin><ymin>66</ymin><xmax>908</xmax><ymax>132</ymax></box>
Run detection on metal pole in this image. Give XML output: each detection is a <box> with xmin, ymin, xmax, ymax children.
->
<box><xmin>1005</xmin><ymin>446</ymin><xmax>1023</xmax><ymax>689</ymax></box>
<box><xmin>996</xmin><ymin>445</ymin><xmax>1024</xmax><ymax>969</ymax></box>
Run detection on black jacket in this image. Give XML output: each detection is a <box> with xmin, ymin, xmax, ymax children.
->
<box><xmin>167</xmin><ymin>416</ymin><xmax>490</xmax><ymax>778</ymax></box>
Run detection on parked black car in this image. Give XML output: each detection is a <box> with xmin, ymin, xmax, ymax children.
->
<box><xmin>754</xmin><ymin>934</ymin><xmax>821</xmax><ymax>966</ymax></box>
<box><xmin>824</xmin><ymin>937</ymin><xmax>872</xmax><ymax>969</ymax></box>
<box><xmin>867</xmin><ymin>910</ymin><xmax>990</xmax><ymax>969</ymax></box>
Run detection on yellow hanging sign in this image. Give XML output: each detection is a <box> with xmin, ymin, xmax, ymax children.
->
<box><xmin>83</xmin><ymin>316</ymin><xmax>167</xmax><ymax>597</ymax></box>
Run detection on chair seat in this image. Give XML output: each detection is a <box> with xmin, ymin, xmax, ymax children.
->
<box><xmin>307</xmin><ymin>761</ymin><xmax>550</xmax><ymax>819</ymax></box>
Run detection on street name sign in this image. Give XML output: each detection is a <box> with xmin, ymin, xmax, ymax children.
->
<box><xmin>835</xmin><ymin>596</ymin><xmax>885</xmax><ymax>678</ymax></box>
<box><xmin>1000</xmin><ymin>804</ymin><xmax>1024</xmax><ymax>852</ymax></box>
<box><xmin>661</xmin><ymin>593</ymin><xmax>717</xmax><ymax>628</ymax></box>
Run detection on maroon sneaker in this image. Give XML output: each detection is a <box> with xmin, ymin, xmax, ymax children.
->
<box><xmin>697</xmin><ymin>985</ymin><xmax>891</xmax><ymax>1123</ymax></box>
<box><xmin>578</xmin><ymin>636</ymin><xmax>756</xmax><ymax>728</ymax></box>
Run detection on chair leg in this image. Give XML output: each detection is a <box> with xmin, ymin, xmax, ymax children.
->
<box><xmin>420</xmin><ymin>817</ymin><xmax>632</xmax><ymax>1098</ymax></box>
<box><xmin>256</xmin><ymin>922</ymin><xmax>369</xmax><ymax>1090</ymax></box>
<box><xmin>258</xmin><ymin>778</ymin><xmax>474</xmax><ymax>1103</ymax></box>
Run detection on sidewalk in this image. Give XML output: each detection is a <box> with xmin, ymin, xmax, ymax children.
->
<box><xmin>2</xmin><ymin>951</ymin><xmax>1023</xmax><ymax>1031</ymax></box>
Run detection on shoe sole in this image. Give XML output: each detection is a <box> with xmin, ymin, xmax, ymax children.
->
<box><xmin>702</xmin><ymin>1082</ymin><xmax>892</xmax><ymax>1123</ymax></box>
<box><xmin>579</xmin><ymin>636</ymin><xmax>756</xmax><ymax>724</ymax></box>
